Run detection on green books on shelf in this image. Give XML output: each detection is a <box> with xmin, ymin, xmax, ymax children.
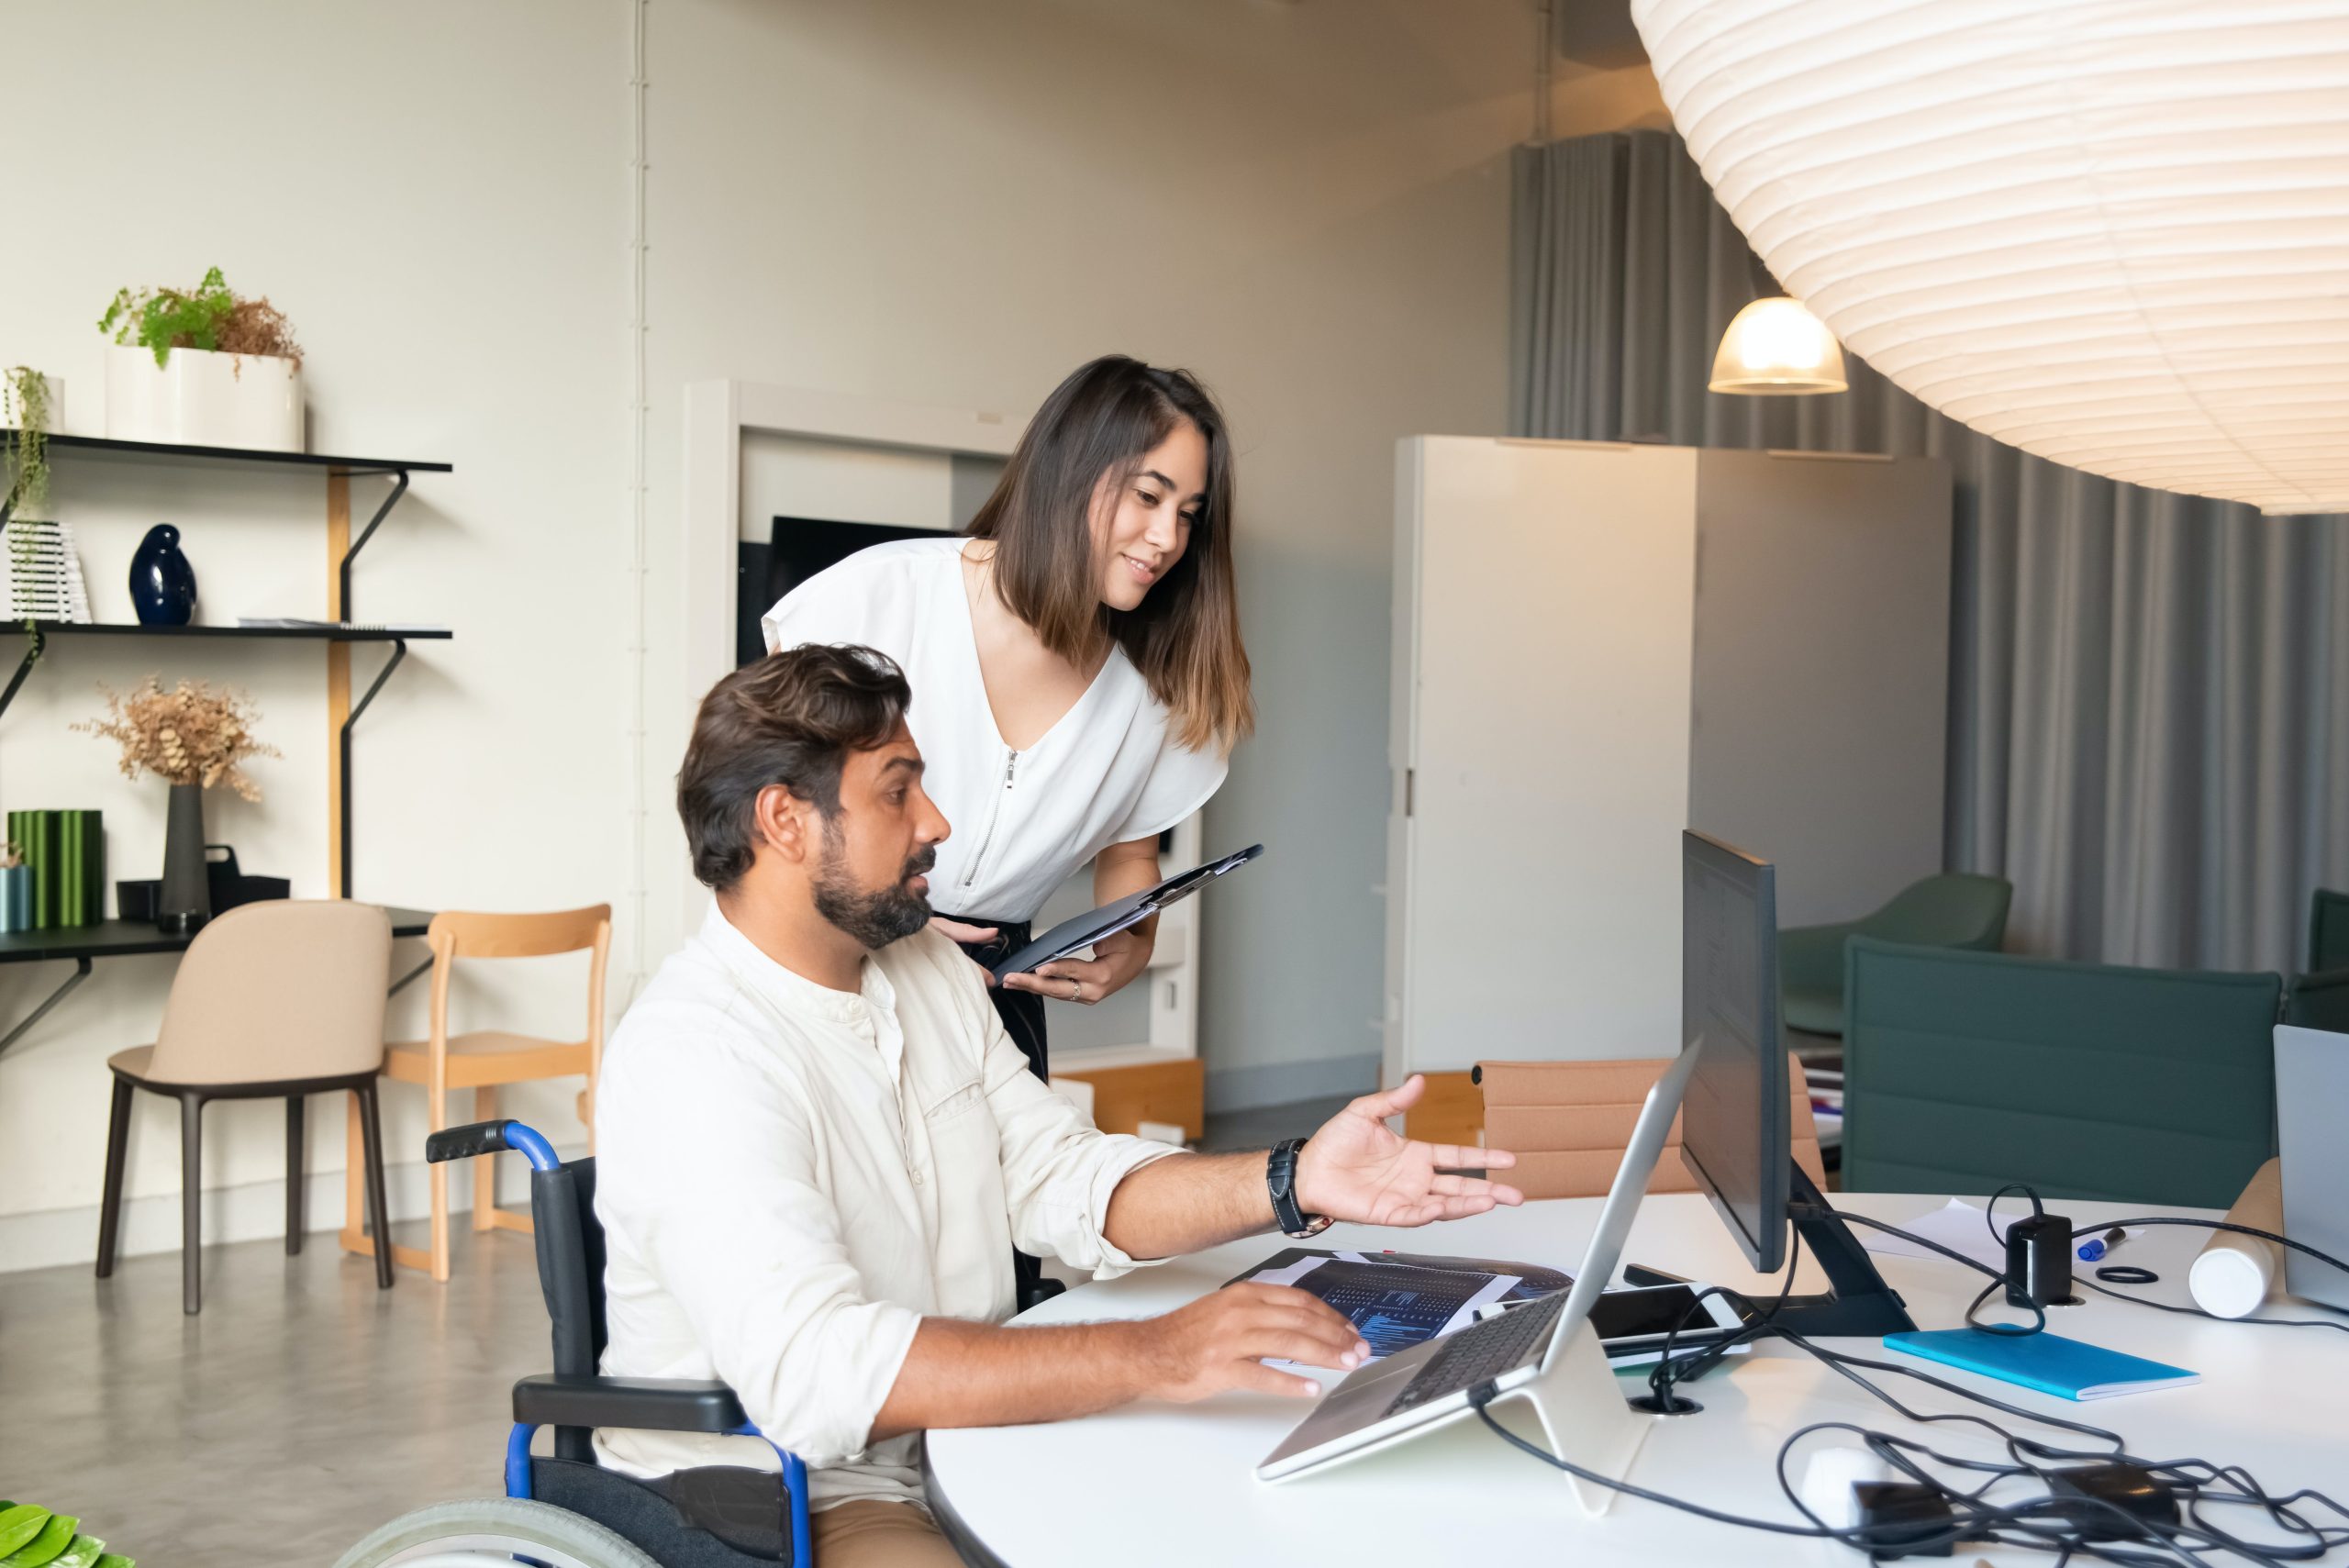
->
<box><xmin>4</xmin><ymin>809</ymin><xmax>105</xmax><ymax>929</ymax></box>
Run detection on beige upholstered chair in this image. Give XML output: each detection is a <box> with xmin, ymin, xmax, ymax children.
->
<box><xmin>1476</xmin><ymin>1052</ymin><xmax>1826</xmax><ymax>1200</ymax></box>
<box><xmin>96</xmin><ymin>900</ymin><xmax>395</xmax><ymax>1315</ymax></box>
<box><xmin>359</xmin><ymin>906</ymin><xmax>609</xmax><ymax>1283</ymax></box>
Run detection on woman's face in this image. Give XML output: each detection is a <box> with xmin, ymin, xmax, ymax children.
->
<box><xmin>1090</xmin><ymin>419</ymin><xmax>1207</xmax><ymax>612</ymax></box>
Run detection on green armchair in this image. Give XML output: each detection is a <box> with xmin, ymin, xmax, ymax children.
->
<box><xmin>1780</xmin><ymin>873</ymin><xmax>2013</xmax><ymax>1038</ymax></box>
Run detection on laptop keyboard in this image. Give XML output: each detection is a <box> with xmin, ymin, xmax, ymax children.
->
<box><xmin>1381</xmin><ymin>1290</ymin><xmax>1569</xmax><ymax>1417</ymax></box>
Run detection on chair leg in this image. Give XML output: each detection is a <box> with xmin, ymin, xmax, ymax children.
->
<box><xmin>285</xmin><ymin>1094</ymin><xmax>306</xmax><ymax>1255</ymax></box>
<box><xmin>473</xmin><ymin>1084</ymin><xmax>500</xmax><ymax>1232</ymax></box>
<box><xmin>181</xmin><ymin>1094</ymin><xmax>205</xmax><ymax>1316</ymax></box>
<box><xmin>95</xmin><ymin>1077</ymin><xmax>135</xmax><ymax>1279</ymax></box>
<box><xmin>341</xmin><ymin>1091</ymin><xmax>364</xmax><ymax>1251</ymax></box>
<box><xmin>356</xmin><ymin>1083</ymin><xmax>394</xmax><ymax>1291</ymax></box>
<box><xmin>428</xmin><ymin>1088</ymin><xmax>451</xmax><ymax>1284</ymax></box>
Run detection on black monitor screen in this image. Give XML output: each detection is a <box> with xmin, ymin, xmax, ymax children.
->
<box><xmin>737</xmin><ymin>517</ymin><xmax>946</xmax><ymax>668</ymax></box>
<box><xmin>1678</xmin><ymin>830</ymin><xmax>1790</xmax><ymax>1273</ymax></box>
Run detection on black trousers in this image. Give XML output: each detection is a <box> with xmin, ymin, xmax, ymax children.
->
<box><xmin>945</xmin><ymin>915</ymin><xmax>1052</xmax><ymax>1310</ymax></box>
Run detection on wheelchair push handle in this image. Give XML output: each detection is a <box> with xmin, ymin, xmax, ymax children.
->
<box><xmin>424</xmin><ymin>1119</ymin><xmax>562</xmax><ymax>1172</ymax></box>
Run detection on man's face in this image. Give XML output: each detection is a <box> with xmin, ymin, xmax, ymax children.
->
<box><xmin>808</xmin><ymin>720</ymin><xmax>951</xmax><ymax>950</ymax></box>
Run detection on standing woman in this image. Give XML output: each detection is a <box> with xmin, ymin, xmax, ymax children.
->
<box><xmin>761</xmin><ymin>354</ymin><xmax>1252</xmax><ymax>1088</ymax></box>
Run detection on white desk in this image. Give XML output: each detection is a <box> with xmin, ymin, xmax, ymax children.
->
<box><xmin>925</xmin><ymin>1193</ymin><xmax>2349</xmax><ymax>1565</ymax></box>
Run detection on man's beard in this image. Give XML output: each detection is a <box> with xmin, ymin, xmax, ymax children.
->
<box><xmin>810</xmin><ymin>819</ymin><xmax>935</xmax><ymax>950</ymax></box>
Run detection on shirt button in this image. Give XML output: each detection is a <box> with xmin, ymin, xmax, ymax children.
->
<box><xmin>911</xmin><ymin>1167</ymin><xmax>925</xmax><ymax>1185</ymax></box>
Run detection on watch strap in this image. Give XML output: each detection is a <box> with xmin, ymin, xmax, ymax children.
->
<box><xmin>1267</xmin><ymin>1137</ymin><xmax>1328</xmax><ymax>1238</ymax></box>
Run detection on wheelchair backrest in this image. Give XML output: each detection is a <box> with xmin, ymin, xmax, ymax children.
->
<box><xmin>529</xmin><ymin>1155</ymin><xmax>610</xmax><ymax>1378</ymax></box>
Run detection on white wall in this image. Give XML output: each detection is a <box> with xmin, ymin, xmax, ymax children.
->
<box><xmin>0</xmin><ymin>1</ymin><xmax>628</xmax><ymax>1267</ymax></box>
<box><xmin>0</xmin><ymin>0</ymin><xmax>1622</xmax><ymax>1269</ymax></box>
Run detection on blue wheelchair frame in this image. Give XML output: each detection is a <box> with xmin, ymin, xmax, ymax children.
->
<box><xmin>431</xmin><ymin>1119</ymin><xmax>813</xmax><ymax>1567</ymax></box>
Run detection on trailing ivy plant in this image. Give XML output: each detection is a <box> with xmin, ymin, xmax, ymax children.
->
<box><xmin>3</xmin><ymin>364</ymin><xmax>51</xmax><ymax>517</ymax></box>
<box><xmin>97</xmin><ymin>266</ymin><xmax>301</xmax><ymax>372</ymax></box>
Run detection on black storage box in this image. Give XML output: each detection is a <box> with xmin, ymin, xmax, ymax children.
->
<box><xmin>117</xmin><ymin>845</ymin><xmax>290</xmax><ymax>923</ymax></box>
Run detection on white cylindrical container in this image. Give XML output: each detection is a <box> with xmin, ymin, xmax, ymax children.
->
<box><xmin>104</xmin><ymin>343</ymin><xmax>303</xmax><ymax>451</ymax></box>
<box><xmin>2188</xmin><ymin>1158</ymin><xmax>2284</xmax><ymax>1319</ymax></box>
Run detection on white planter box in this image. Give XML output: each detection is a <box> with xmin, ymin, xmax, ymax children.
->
<box><xmin>105</xmin><ymin>343</ymin><xmax>303</xmax><ymax>451</ymax></box>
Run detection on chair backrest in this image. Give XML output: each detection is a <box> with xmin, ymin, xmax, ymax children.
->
<box><xmin>2286</xmin><ymin>968</ymin><xmax>2349</xmax><ymax>1035</ymax></box>
<box><xmin>150</xmin><ymin>900</ymin><xmax>392</xmax><ymax>1084</ymax></box>
<box><xmin>529</xmin><ymin>1153</ymin><xmax>611</xmax><ymax>1462</ymax></box>
<box><xmin>424</xmin><ymin>905</ymin><xmax>612</xmax><ymax>1067</ymax></box>
<box><xmin>1477</xmin><ymin>1053</ymin><xmax>1825</xmax><ymax>1199</ymax></box>
<box><xmin>1860</xmin><ymin>873</ymin><xmax>2012</xmax><ymax>951</ymax></box>
<box><xmin>2310</xmin><ymin>888</ymin><xmax>2349</xmax><ymax>973</ymax></box>
<box><xmin>1842</xmin><ymin>937</ymin><xmax>2280</xmax><ymax>1207</ymax></box>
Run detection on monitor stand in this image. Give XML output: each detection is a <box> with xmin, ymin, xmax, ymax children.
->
<box><xmin>1765</xmin><ymin>1162</ymin><xmax>1918</xmax><ymax>1339</ymax></box>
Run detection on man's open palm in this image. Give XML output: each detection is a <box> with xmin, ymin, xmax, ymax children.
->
<box><xmin>1294</xmin><ymin>1075</ymin><xmax>1523</xmax><ymax>1227</ymax></box>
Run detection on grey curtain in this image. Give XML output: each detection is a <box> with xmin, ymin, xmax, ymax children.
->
<box><xmin>1512</xmin><ymin>130</ymin><xmax>2349</xmax><ymax>976</ymax></box>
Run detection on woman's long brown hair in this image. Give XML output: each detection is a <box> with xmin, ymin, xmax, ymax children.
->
<box><xmin>965</xmin><ymin>355</ymin><xmax>1253</xmax><ymax>752</ymax></box>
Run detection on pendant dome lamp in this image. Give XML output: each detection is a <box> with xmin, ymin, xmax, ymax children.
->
<box><xmin>1710</xmin><ymin>295</ymin><xmax>1848</xmax><ymax>395</ymax></box>
<box><xmin>1634</xmin><ymin>0</ymin><xmax>2349</xmax><ymax>515</ymax></box>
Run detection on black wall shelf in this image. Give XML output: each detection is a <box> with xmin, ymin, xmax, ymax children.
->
<box><xmin>1</xmin><ymin>430</ymin><xmax>451</xmax><ymax>901</ymax></box>
<box><xmin>1</xmin><ymin>429</ymin><xmax>452</xmax><ymax>478</ymax></box>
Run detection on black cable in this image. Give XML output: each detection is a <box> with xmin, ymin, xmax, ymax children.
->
<box><xmin>1468</xmin><ymin>1207</ymin><xmax>2349</xmax><ymax>1565</ymax></box>
<box><xmin>1795</xmin><ymin>1203</ymin><xmax>2050</xmax><ymax>1336</ymax></box>
<box><xmin>2066</xmin><ymin>1218</ymin><xmax>2349</xmax><ymax>1284</ymax></box>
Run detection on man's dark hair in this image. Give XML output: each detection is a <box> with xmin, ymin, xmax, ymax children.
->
<box><xmin>678</xmin><ymin>643</ymin><xmax>912</xmax><ymax>892</ymax></box>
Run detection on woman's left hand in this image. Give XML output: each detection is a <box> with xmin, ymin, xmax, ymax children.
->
<box><xmin>1004</xmin><ymin>927</ymin><xmax>1153</xmax><ymax>1006</ymax></box>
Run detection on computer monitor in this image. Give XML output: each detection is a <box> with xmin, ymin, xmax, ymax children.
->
<box><xmin>1679</xmin><ymin>830</ymin><xmax>1790</xmax><ymax>1272</ymax></box>
<box><xmin>1675</xmin><ymin>829</ymin><xmax>1916</xmax><ymax>1338</ymax></box>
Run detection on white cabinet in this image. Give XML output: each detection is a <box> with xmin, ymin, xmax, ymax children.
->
<box><xmin>1384</xmin><ymin>439</ymin><xmax>1951</xmax><ymax>1081</ymax></box>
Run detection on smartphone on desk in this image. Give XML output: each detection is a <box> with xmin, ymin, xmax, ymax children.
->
<box><xmin>1483</xmin><ymin>1282</ymin><xmax>1743</xmax><ymax>1354</ymax></box>
<box><xmin>1588</xmin><ymin>1282</ymin><xmax>1743</xmax><ymax>1352</ymax></box>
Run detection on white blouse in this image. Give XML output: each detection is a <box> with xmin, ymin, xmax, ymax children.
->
<box><xmin>761</xmin><ymin>537</ymin><xmax>1227</xmax><ymax>923</ymax></box>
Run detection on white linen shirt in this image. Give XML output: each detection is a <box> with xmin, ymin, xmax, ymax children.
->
<box><xmin>592</xmin><ymin>906</ymin><xmax>1179</xmax><ymax>1508</ymax></box>
<box><xmin>761</xmin><ymin>536</ymin><xmax>1227</xmax><ymax>921</ymax></box>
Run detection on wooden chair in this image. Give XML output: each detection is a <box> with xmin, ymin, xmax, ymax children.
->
<box><xmin>343</xmin><ymin>905</ymin><xmax>610</xmax><ymax>1282</ymax></box>
<box><xmin>1475</xmin><ymin>1052</ymin><xmax>1825</xmax><ymax>1200</ymax></box>
<box><xmin>96</xmin><ymin>900</ymin><xmax>395</xmax><ymax>1314</ymax></box>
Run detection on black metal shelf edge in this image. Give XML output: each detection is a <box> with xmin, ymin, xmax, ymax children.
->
<box><xmin>1</xmin><ymin>429</ymin><xmax>451</xmax><ymax>474</ymax></box>
<box><xmin>28</xmin><ymin>622</ymin><xmax>453</xmax><ymax>642</ymax></box>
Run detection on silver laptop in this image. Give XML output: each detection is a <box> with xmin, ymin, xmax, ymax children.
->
<box><xmin>2274</xmin><ymin>1025</ymin><xmax>2349</xmax><ymax>1312</ymax></box>
<box><xmin>1255</xmin><ymin>1044</ymin><xmax>1699</xmax><ymax>1512</ymax></box>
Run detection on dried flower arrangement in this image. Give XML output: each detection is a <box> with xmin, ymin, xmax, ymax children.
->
<box><xmin>72</xmin><ymin>676</ymin><xmax>280</xmax><ymax>801</ymax></box>
<box><xmin>97</xmin><ymin>266</ymin><xmax>304</xmax><ymax>373</ymax></box>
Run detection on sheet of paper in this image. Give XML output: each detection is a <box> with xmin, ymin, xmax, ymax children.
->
<box><xmin>1247</xmin><ymin>1254</ymin><xmax>1330</xmax><ymax>1288</ymax></box>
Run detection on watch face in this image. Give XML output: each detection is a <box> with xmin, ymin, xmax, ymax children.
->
<box><xmin>1287</xmin><ymin>1214</ymin><xmax>1335</xmax><ymax>1240</ymax></box>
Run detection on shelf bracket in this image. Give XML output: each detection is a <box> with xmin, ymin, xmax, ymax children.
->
<box><xmin>338</xmin><ymin>469</ymin><xmax>411</xmax><ymax>619</ymax></box>
<box><xmin>0</xmin><ymin>955</ymin><xmax>93</xmax><ymax>1060</ymax></box>
<box><xmin>339</xmin><ymin>638</ymin><xmax>409</xmax><ymax>900</ymax></box>
<box><xmin>0</xmin><ymin>625</ymin><xmax>46</xmax><ymax>723</ymax></box>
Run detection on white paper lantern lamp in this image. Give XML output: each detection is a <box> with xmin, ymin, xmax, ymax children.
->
<box><xmin>1633</xmin><ymin>0</ymin><xmax>2349</xmax><ymax>514</ymax></box>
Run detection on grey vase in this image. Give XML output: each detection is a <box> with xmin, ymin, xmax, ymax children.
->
<box><xmin>159</xmin><ymin>782</ymin><xmax>211</xmax><ymax>935</ymax></box>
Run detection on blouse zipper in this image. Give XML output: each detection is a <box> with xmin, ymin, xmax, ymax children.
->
<box><xmin>958</xmin><ymin>750</ymin><xmax>1019</xmax><ymax>895</ymax></box>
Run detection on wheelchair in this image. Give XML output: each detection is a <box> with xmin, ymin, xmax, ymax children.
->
<box><xmin>334</xmin><ymin>1120</ymin><xmax>815</xmax><ymax>1568</ymax></box>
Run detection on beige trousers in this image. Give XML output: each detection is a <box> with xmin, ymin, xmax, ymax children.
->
<box><xmin>808</xmin><ymin>1499</ymin><xmax>966</xmax><ymax>1568</ymax></box>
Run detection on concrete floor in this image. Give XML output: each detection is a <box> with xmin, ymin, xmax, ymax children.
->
<box><xmin>0</xmin><ymin>1218</ymin><xmax>544</xmax><ymax>1566</ymax></box>
<box><xmin>0</xmin><ymin>1096</ymin><xmax>1353</xmax><ymax>1564</ymax></box>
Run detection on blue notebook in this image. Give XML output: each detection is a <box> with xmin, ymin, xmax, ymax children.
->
<box><xmin>1883</xmin><ymin>1329</ymin><xmax>2199</xmax><ymax>1402</ymax></box>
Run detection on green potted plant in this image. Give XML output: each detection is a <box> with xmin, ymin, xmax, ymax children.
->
<box><xmin>4</xmin><ymin>362</ymin><xmax>57</xmax><ymax>517</ymax></box>
<box><xmin>98</xmin><ymin>266</ymin><xmax>304</xmax><ymax>451</ymax></box>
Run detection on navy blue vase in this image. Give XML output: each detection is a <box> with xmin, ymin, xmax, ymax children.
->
<box><xmin>128</xmin><ymin>524</ymin><xmax>197</xmax><ymax>626</ymax></box>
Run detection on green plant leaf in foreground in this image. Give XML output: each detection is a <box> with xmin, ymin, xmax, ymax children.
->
<box><xmin>0</xmin><ymin>1512</ymin><xmax>78</xmax><ymax>1566</ymax></box>
<box><xmin>90</xmin><ymin>1557</ymin><xmax>133</xmax><ymax>1568</ymax></box>
<box><xmin>0</xmin><ymin>1509</ymin><xmax>50</xmax><ymax>1558</ymax></box>
<box><xmin>45</xmin><ymin>1536</ymin><xmax>103</xmax><ymax>1568</ymax></box>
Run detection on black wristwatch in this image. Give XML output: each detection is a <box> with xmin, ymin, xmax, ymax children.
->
<box><xmin>1266</xmin><ymin>1138</ymin><xmax>1333</xmax><ymax>1239</ymax></box>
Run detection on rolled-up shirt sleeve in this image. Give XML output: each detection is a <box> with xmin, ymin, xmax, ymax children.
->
<box><xmin>596</xmin><ymin>1029</ymin><xmax>921</xmax><ymax>1464</ymax></box>
<box><xmin>974</xmin><ymin>1001</ymin><xmax>1183</xmax><ymax>1274</ymax></box>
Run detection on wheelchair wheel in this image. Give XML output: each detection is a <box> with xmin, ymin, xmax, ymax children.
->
<box><xmin>334</xmin><ymin>1496</ymin><xmax>664</xmax><ymax>1568</ymax></box>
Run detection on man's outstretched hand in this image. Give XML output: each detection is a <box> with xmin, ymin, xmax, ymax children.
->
<box><xmin>1293</xmin><ymin>1075</ymin><xmax>1523</xmax><ymax>1227</ymax></box>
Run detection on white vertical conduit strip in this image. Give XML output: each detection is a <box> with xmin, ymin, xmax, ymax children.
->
<box><xmin>622</xmin><ymin>0</ymin><xmax>651</xmax><ymax>1006</ymax></box>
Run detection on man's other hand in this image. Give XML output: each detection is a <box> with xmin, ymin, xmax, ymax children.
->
<box><xmin>1294</xmin><ymin>1075</ymin><xmax>1524</xmax><ymax>1227</ymax></box>
<box><xmin>1140</xmin><ymin>1284</ymin><xmax>1371</xmax><ymax>1401</ymax></box>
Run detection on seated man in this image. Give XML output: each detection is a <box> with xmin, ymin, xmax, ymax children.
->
<box><xmin>595</xmin><ymin>643</ymin><xmax>1520</xmax><ymax>1567</ymax></box>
